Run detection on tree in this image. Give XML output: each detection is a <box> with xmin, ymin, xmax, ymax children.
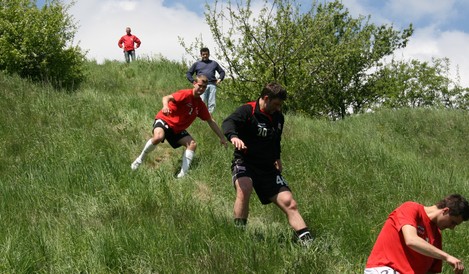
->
<box><xmin>184</xmin><ymin>0</ymin><xmax>413</xmax><ymax>119</ymax></box>
<box><xmin>0</xmin><ymin>0</ymin><xmax>85</xmax><ymax>89</ymax></box>
<box><xmin>365</xmin><ymin>58</ymin><xmax>469</xmax><ymax>110</ymax></box>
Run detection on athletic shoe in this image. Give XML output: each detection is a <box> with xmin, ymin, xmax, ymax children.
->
<box><xmin>298</xmin><ymin>232</ymin><xmax>314</xmax><ymax>247</ymax></box>
<box><xmin>176</xmin><ymin>171</ymin><xmax>185</xmax><ymax>178</ymax></box>
<box><xmin>131</xmin><ymin>158</ymin><xmax>142</xmax><ymax>170</ymax></box>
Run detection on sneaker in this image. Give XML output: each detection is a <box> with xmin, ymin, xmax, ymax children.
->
<box><xmin>298</xmin><ymin>232</ymin><xmax>314</xmax><ymax>247</ymax></box>
<box><xmin>131</xmin><ymin>158</ymin><xmax>142</xmax><ymax>170</ymax></box>
<box><xmin>176</xmin><ymin>171</ymin><xmax>185</xmax><ymax>178</ymax></box>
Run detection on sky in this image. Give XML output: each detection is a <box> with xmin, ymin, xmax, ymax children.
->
<box><xmin>36</xmin><ymin>0</ymin><xmax>469</xmax><ymax>87</ymax></box>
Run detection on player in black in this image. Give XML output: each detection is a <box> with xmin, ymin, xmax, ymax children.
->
<box><xmin>222</xmin><ymin>82</ymin><xmax>313</xmax><ymax>245</ymax></box>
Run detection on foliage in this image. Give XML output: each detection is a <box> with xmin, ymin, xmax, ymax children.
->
<box><xmin>0</xmin><ymin>0</ymin><xmax>85</xmax><ymax>90</ymax></box>
<box><xmin>192</xmin><ymin>0</ymin><xmax>413</xmax><ymax>119</ymax></box>
<box><xmin>365</xmin><ymin>57</ymin><xmax>469</xmax><ymax>110</ymax></box>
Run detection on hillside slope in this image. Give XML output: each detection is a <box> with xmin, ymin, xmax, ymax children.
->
<box><xmin>2</xmin><ymin>63</ymin><xmax>469</xmax><ymax>273</ymax></box>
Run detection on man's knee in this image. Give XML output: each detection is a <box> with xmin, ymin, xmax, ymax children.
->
<box><xmin>277</xmin><ymin>192</ymin><xmax>298</xmax><ymax>211</ymax></box>
<box><xmin>186</xmin><ymin>139</ymin><xmax>197</xmax><ymax>150</ymax></box>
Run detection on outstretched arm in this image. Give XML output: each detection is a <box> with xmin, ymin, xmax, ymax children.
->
<box><xmin>207</xmin><ymin>119</ymin><xmax>227</xmax><ymax>147</ymax></box>
<box><xmin>402</xmin><ymin>225</ymin><xmax>464</xmax><ymax>274</ymax></box>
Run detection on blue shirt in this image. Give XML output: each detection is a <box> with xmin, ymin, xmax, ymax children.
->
<box><xmin>186</xmin><ymin>59</ymin><xmax>225</xmax><ymax>84</ymax></box>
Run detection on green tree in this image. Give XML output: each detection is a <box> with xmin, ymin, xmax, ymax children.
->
<box><xmin>366</xmin><ymin>58</ymin><xmax>469</xmax><ymax>110</ymax></box>
<box><xmin>188</xmin><ymin>0</ymin><xmax>413</xmax><ymax>119</ymax></box>
<box><xmin>0</xmin><ymin>0</ymin><xmax>85</xmax><ymax>89</ymax></box>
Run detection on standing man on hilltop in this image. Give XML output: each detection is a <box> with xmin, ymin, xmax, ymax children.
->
<box><xmin>186</xmin><ymin>47</ymin><xmax>225</xmax><ymax>114</ymax></box>
<box><xmin>118</xmin><ymin>27</ymin><xmax>141</xmax><ymax>63</ymax></box>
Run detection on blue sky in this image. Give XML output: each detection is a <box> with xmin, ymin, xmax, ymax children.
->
<box><xmin>35</xmin><ymin>0</ymin><xmax>469</xmax><ymax>86</ymax></box>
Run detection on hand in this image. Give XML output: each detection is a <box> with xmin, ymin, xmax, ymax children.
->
<box><xmin>216</xmin><ymin>79</ymin><xmax>222</xmax><ymax>85</ymax></box>
<box><xmin>447</xmin><ymin>256</ymin><xmax>464</xmax><ymax>274</ymax></box>
<box><xmin>231</xmin><ymin>137</ymin><xmax>246</xmax><ymax>150</ymax></box>
<box><xmin>162</xmin><ymin>107</ymin><xmax>171</xmax><ymax>115</ymax></box>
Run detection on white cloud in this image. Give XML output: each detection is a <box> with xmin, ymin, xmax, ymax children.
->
<box><xmin>66</xmin><ymin>0</ymin><xmax>469</xmax><ymax>88</ymax></box>
<box><xmin>69</xmin><ymin>0</ymin><xmax>211</xmax><ymax>63</ymax></box>
<box><xmin>338</xmin><ymin>0</ymin><xmax>469</xmax><ymax>87</ymax></box>
<box><xmin>395</xmin><ymin>27</ymin><xmax>469</xmax><ymax>87</ymax></box>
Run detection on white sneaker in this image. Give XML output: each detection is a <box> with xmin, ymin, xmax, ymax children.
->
<box><xmin>176</xmin><ymin>171</ymin><xmax>185</xmax><ymax>178</ymax></box>
<box><xmin>131</xmin><ymin>159</ymin><xmax>142</xmax><ymax>170</ymax></box>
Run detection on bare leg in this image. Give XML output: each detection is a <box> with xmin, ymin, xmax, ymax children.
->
<box><xmin>271</xmin><ymin>188</ymin><xmax>307</xmax><ymax>231</ymax></box>
<box><xmin>233</xmin><ymin>177</ymin><xmax>253</xmax><ymax>220</ymax></box>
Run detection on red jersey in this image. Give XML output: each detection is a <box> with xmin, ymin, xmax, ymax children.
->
<box><xmin>366</xmin><ymin>202</ymin><xmax>442</xmax><ymax>274</ymax></box>
<box><xmin>118</xmin><ymin>34</ymin><xmax>141</xmax><ymax>51</ymax></box>
<box><xmin>155</xmin><ymin>89</ymin><xmax>211</xmax><ymax>134</ymax></box>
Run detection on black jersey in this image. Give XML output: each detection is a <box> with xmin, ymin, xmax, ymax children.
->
<box><xmin>222</xmin><ymin>99</ymin><xmax>284</xmax><ymax>167</ymax></box>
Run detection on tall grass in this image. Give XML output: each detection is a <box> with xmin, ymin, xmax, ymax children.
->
<box><xmin>1</xmin><ymin>59</ymin><xmax>469</xmax><ymax>273</ymax></box>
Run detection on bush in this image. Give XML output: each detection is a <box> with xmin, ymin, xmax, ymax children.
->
<box><xmin>0</xmin><ymin>0</ymin><xmax>85</xmax><ymax>90</ymax></box>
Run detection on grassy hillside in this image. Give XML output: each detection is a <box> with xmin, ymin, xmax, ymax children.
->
<box><xmin>2</xmin><ymin>59</ymin><xmax>469</xmax><ymax>273</ymax></box>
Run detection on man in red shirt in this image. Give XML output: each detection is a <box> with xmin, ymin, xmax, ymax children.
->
<box><xmin>118</xmin><ymin>27</ymin><xmax>141</xmax><ymax>63</ymax></box>
<box><xmin>365</xmin><ymin>194</ymin><xmax>469</xmax><ymax>274</ymax></box>
<box><xmin>131</xmin><ymin>75</ymin><xmax>227</xmax><ymax>178</ymax></box>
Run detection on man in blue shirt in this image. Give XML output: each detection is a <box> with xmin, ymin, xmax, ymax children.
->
<box><xmin>186</xmin><ymin>47</ymin><xmax>225</xmax><ymax>113</ymax></box>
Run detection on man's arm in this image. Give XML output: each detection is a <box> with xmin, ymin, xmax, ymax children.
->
<box><xmin>161</xmin><ymin>94</ymin><xmax>175</xmax><ymax>115</ymax></box>
<box><xmin>216</xmin><ymin>62</ymin><xmax>225</xmax><ymax>82</ymax></box>
<box><xmin>402</xmin><ymin>225</ymin><xmax>464</xmax><ymax>273</ymax></box>
<box><xmin>135</xmin><ymin>36</ymin><xmax>141</xmax><ymax>48</ymax></box>
<box><xmin>207</xmin><ymin>119</ymin><xmax>227</xmax><ymax>147</ymax></box>
<box><xmin>186</xmin><ymin>63</ymin><xmax>197</xmax><ymax>83</ymax></box>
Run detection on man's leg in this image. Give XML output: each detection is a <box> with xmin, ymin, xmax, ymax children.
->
<box><xmin>176</xmin><ymin>135</ymin><xmax>196</xmax><ymax>178</ymax></box>
<box><xmin>271</xmin><ymin>188</ymin><xmax>313</xmax><ymax>243</ymax></box>
<box><xmin>130</xmin><ymin>50</ymin><xmax>136</xmax><ymax>62</ymax></box>
<box><xmin>124</xmin><ymin>51</ymin><xmax>130</xmax><ymax>63</ymax></box>
<box><xmin>200</xmin><ymin>88</ymin><xmax>210</xmax><ymax>108</ymax></box>
<box><xmin>206</xmin><ymin>84</ymin><xmax>217</xmax><ymax>113</ymax></box>
<box><xmin>233</xmin><ymin>177</ymin><xmax>253</xmax><ymax>227</ymax></box>
<box><xmin>131</xmin><ymin>127</ymin><xmax>164</xmax><ymax>170</ymax></box>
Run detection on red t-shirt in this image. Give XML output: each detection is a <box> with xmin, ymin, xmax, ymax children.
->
<box><xmin>366</xmin><ymin>202</ymin><xmax>442</xmax><ymax>274</ymax></box>
<box><xmin>118</xmin><ymin>34</ymin><xmax>141</xmax><ymax>51</ymax></box>
<box><xmin>155</xmin><ymin>89</ymin><xmax>211</xmax><ymax>134</ymax></box>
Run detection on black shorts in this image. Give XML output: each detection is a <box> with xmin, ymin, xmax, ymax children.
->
<box><xmin>152</xmin><ymin>119</ymin><xmax>190</xmax><ymax>149</ymax></box>
<box><xmin>231</xmin><ymin>159</ymin><xmax>290</xmax><ymax>204</ymax></box>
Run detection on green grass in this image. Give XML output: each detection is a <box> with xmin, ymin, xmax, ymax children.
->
<box><xmin>2</xmin><ymin>60</ymin><xmax>469</xmax><ymax>273</ymax></box>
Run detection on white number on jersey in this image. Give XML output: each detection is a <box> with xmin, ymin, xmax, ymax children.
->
<box><xmin>276</xmin><ymin>175</ymin><xmax>287</xmax><ymax>186</ymax></box>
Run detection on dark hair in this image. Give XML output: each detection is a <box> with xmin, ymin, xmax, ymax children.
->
<box><xmin>436</xmin><ymin>194</ymin><xmax>469</xmax><ymax>221</ymax></box>
<box><xmin>200</xmin><ymin>47</ymin><xmax>210</xmax><ymax>54</ymax></box>
<box><xmin>260</xmin><ymin>82</ymin><xmax>287</xmax><ymax>101</ymax></box>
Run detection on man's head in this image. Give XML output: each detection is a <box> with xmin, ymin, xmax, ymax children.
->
<box><xmin>259</xmin><ymin>82</ymin><xmax>287</xmax><ymax>114</ymax></box>
<box><xmin>435</xmin><ymin>194</ymin><xmax>469</xmax><ymax>230</ymax></box>
<box><xmin>126</xmin><ymin>27</ymin><xmax>131</xmax><ymax>35</ymax></box>
<box><xmin>200</xmin><ymin>48</ymin><xmax>210</xmax><ymax>61</ymax></box>
<box><xmin>192</xmin><ymin>74</ymin><xmax>208</xmax><ymax>97</ymax></box>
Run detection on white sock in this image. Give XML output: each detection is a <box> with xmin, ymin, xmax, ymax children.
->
<box><xmin>137</xmin><ymin>139</ymin><xmax>156</xmax><ymax>162</ymax></box>
<box><xmin>178</xmin><ymin>150</ymin><xmax>194</xmax><ymax>177</ymax></box>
